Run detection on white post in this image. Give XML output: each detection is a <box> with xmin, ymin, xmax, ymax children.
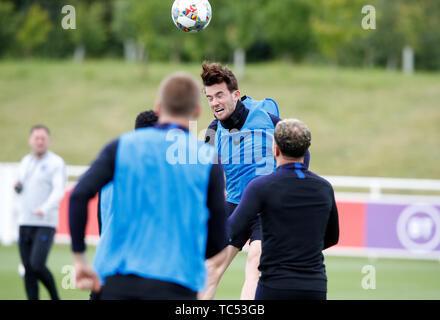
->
<box><xmin>370</xmin><ymin>180</ymin><xmax>382</xmax><ymax>200</ymax></box>
<box><xmin>123</xmin><ymin>39</ymin><xmax>137</xmax><ymax>62</ymax></box>
<box><xmin>233</xmin><ymin>48</ymin><xmax>246</xmax><ymax>79</ymax></box>
<box><xmin>73</xmin><ymin>44</ymin><xmax>85</xmax><ymax>62</ymax></box>
<box><xmin>402</xmin><ymin>45</ymin><xmax>414</xmax><ymax>75</ymax></box>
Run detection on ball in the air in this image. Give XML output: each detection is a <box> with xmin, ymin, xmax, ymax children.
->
<box><xmin>171</xmin><ymin>0</ymin><xmax>212</xmax><ymax>32</ymax></box>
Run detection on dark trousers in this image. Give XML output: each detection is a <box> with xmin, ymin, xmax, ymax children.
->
<box><xmin>18</xmin><ymin>226</ymin><xmax>59</xmax><ymax>300</ymax></box>
<box><xmin>226</xmin><ymin>201</ymin><xmax>262</xmax><ymax>249</ymax></box>
<box><xmin>255</xmin><ymin>283</ymin><xmax>326</xmax><ymax>300</ymax></box>
<box><xmin>99</xmin><ymin>274</ymin><xmax>197</xmax><ymax>300</ymax></box>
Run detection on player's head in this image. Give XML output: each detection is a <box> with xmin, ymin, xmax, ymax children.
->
<box><xmin>156</xmin><ymin>72</ymin><xmax>202</xmax><ymax>119</ymax></box>
<box><xmin>29</xmin><ymin>124</ymin><xmax>51</xmax><ymax>157</ymax></box>
<box><xmin>201</xmin><ymin>61</ymin><xmax>240</xmax><ymax>121</ymax></box>
<box><xmin>135</xmin><ymin>110</ymin><xmax>158</xmax><ymax>129</ymax></box>
<box><xmin>273</xmin><ymin>119</ymin><xmax>311</xmax><ymax>162</ymax></box>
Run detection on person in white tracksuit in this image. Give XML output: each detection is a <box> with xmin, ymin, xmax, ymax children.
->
<box><xmin>14</xmin><ymin>125</ymin><xmax>66</xmax><ymax>300</ymax></box>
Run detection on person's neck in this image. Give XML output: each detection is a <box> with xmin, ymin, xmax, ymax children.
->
<box><xmin>219</xmin><ymin>99</ymin><xmax>247</xmax><ymax>131</ymax></box>
<box><xmin>32</xmin><ymin>150</ymin><xmax>47</xmax><ymax>159</ymax></box>
<box><xmin>276</xmin><ymin>157</ymin><xmax>304</xmax><ymax>168</ymax></box>
<box><xmin>158</xmin><ymin>115</ymin><xmax>191</xmax><ymax>130</ymax></box>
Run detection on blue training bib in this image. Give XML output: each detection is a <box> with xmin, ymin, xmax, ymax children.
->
<box><xmin>216</xmin><ymin>97</ymin><xmax>277</xmax><ymax>204</ymax></box>
<box><xmin>93</xmin><ymin>127</ymin><xmax>214</xmax><ymax>291</ymax></box>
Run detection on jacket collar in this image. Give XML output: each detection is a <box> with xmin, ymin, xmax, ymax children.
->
<box><xmin>154</xmin><ymin>122</ymin><xmax>189</xmax><ymax>132</ymax></box>
<box><xmin>277</xmin><ymin>162</ymin><xmax>307</xmax><ymax>171</ymax></box>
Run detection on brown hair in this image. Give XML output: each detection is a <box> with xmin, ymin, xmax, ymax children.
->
<box><xmin>30</xmin><ymin>124</ymin><xmax>50</xmax><ymax>136</ymax></box>
<box><xmin>200</xmin><ymin>61</ymin><xmax>238</xmax><ymax>92</ymax></box>
<box><xmin>274</xmin><ymin>119</ymin><xmax>311</xmax><ymax>158</ymax></box>
<box><xmin>158</xmin><ymin>72</ymin><xmax>201</xmax><ymax>116</ymax></box>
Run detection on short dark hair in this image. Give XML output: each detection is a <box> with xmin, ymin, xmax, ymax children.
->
<box><xmin>135</xmin><ymin>110</ymin><xmax>158</xmax><ymax>129</ymax></box>
<box><xmin>30</xmin><ymin>124</ymin><xmax>50</xmax><ymax>136</ymax></box>
<box><xmin>158</xmin><ymin>72</ymin><xmax>201</xmax><ymax>116</ymax></box>
<box><xmin>201</xmin><ymin>61</ymin><xmax>238</xmax><ymax>92</ymax></box>
<box><xmin>274</xmin><ymin>119</ymin><xmax>311</xmax><ymax>158</ymax></box>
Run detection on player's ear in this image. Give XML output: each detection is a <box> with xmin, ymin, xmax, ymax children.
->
<box><xmin>273</xmin><ymin>141</ymin><xmax>281</xmax><ymax>157</ymax></box>
<box><xmin>234</xmin><ymin>89</ymin><xmax>241</xmax><ymax>102</ymax></box>
<box><xmin>193</xmin><ymin>104</ymin><xmax>202</xmax><ymax>119</ymax></box>
<box><xmin>155</xmin><ymin>102</ymin><xmax>162</xmax><ymax>116</ymax></box>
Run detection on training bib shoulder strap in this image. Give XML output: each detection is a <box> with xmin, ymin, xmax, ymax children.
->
<box><xmin>242</xmin><ymin>96</ymin><xmax>279</xmax><ymax>117</ymax></box>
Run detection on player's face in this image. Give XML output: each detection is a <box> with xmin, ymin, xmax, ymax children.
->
<box><xmin>205</xmin><ymin>82</ymin><xmax>239</xmax><ymax>121</ymax></box>
<box><xmin>29</xmin><ymin>129</ymin><xmax>50</xmax><ymax>157</ymax></box>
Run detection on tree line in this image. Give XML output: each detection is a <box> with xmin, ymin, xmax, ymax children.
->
<box><xmin>1</xmin><ymin>0</ymin><xmax>439</xmax><ymax>70</ymax></box>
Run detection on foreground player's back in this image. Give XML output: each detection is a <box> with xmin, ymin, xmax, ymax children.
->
<box><xmin>94</xmin><ymin>125</ymin><xmax>214</xmax><ymax>292</ymax></box>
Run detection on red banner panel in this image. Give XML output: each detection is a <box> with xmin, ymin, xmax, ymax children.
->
<box><xmin>334</xmin><ymin>201</ymin><xmax>366</xmax><ymax>248</ymax></box>
<box><xmin>57</xmin><ymin>188</ymin><xmax>99</xmax><ymax>237</ymax></box>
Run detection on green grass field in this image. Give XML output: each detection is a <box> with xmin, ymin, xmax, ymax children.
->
<box><xmin>1</xmin><ymin>244</ymin><xmax>439</xmax><ymax>300</ymax></box>
<box><xmin>1</xmin><ymin>60</ymin><xmax>439</xmax><ymax>179</ymax></box>
<box><xmin>1</xmin><ymin>60</ymin><xmax>439</xmax><ymax>300</ymax></box>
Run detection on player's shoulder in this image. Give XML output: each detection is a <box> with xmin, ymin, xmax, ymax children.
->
<box><xmin>306</xmin><ymin>170</ymin><xmax>334</xmax><ymax>190</ymax></box>
<box><xmin>98</xmin><ymin>137</ymin><xmax>120</xmax><ymax>161</ymax></box>
<box><xmin>268</xmin><ymin>113</ymin><xmax>281</xmax><ymax>126</ymax></box>
<box><xmin>47</xmin><ymin>151</ymin><xmax>65</xmax><ymax>166</ymax></box>
<box><xmin>247</xmin><ymin>172</ymin><xmax>275</xmax><ymax>193</ymax></box>
<box><xmin>207</xmin><ymin>119</ymin><xmax>218</xmax><ymax>131</ymax></box>
<box><xmin>20</xmin><ymin>153</ymin><xmax>31</xmax><ymax>163</ymax></box>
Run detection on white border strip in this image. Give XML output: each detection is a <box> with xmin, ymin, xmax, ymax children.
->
<box><xmin>324</xmin><ymin>246</ymin><xmax>440</xmax><ymax>261</ymax></box>
<box><xmin>335</xmin><ymin>192</ymin><xmax>440</xmax><ymax>204</ymax></box>
<box><xmin>55</xmin><ymin>234</ymin><xmax>99</xmax><ymax>246</ymax></box>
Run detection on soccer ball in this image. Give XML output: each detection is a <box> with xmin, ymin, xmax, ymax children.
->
<box><xmin>171</xmin><ymin>0</ymin><xmax>212</xmax><ymax>33</ymax></box>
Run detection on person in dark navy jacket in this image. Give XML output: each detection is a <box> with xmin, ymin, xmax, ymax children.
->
<box><xmin>229</xmin><ymin>119</ymin><xmax>339</xmax><ymax>300</ymax></box>
<box><xmin>69</xmin><ymin>72</ymin><xmax>227</xmax><ymax>300</ymax></box>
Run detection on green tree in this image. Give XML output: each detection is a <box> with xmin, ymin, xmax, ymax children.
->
<box><xmin>393</xmin><ymin>0</ymin><xmax>440</xmax><ymax>71</ymax></box>
<box><xmin>311</xmin><ymin>0</ymin><xmax>365</xmax><ymax>64</ymax></box>
<box><xmin>15</xmin><ymin>3</ymin><xmax>53</xmax><ymax>57</ymax></box>
<box><xmin>0</xmin><ymin>1</ymin><xmax>18</xmax><ymax>56</ymax></box>
<box><xmin>220</xmin><ymin>0</ymin><xmax>267</xmax><ymax>74</ymax></box>
<box><xmin>357</xmin><ymin>0</ymin><xmax>426</xmax><ymax>70</ymax></box>
<box><xmin>111</xmin><ymin>0</ymin><xmax>139</xmax><ymax>61</ymax></box>
<box><xmin>415</xmin><ymin>0</ymin><xmax>440</xmax><ymax>70</ymax></box>
<box><xmin>69</xmin><ymin>1</ymin><xmax>107</xmax><ymax>60</ymax></box>
<box><xmin>125</xmin><ymin>1</ymin><xmax>164</xmax><ymax>63</ymax></box>
<box><xmin>120</xmin><ymin>1</ymin><xmax>208</xmax><ymax>63</ymax></box>
<box><xmin>264</xmin><ymin>0</ymin><xmax>314</xmax><ymax>61</ymax></box>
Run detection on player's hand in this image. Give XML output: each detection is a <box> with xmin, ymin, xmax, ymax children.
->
<box><xmin>34</xmin><ymin>209</ymin><xmax>44</xmax><ymax>217</ymax></box>
<box><xmin>73</xmin><ymin>253</ymin><xmax>102</xmax><ymax>292</ymax></box>
<box><xmin>14</xmin><ymin>182</ymin><xmax>23</xmax><ymax>194</ymax></box>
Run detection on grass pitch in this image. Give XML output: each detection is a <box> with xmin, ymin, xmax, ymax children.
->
<box><xmin>0</xmin><ymin>244</ymin><xmax>439</xmax><ymax>300</ymax></box>
<box><xmin>0</xmin><ymin>60</ymin><xmax>439</xmax><ymax>179</ymax></box>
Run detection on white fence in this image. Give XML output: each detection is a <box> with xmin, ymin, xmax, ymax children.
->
<box><xmin>1</xmin><ymin>162</ymin><xmax>440</xmax><ymax>260</ymax></box>
<box><xmin>324</xmin><ymin>175</ymin><xmax>440</xmax><ymax>198</ymax></box>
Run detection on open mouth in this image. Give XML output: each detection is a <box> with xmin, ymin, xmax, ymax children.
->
<box><xmin>215</xmin><ymin>108</ymin><xmax>225</xmax><ymax>116</ymax></box>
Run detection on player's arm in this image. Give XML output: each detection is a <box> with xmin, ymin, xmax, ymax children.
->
<box><xmin>38</xmin><ymin>160</ymin><xmax>66</xmax><ymax>217</ymax></box>
<box><xmin>69</xmin><ymin>138</ymin><xmax>118</xmax><ymax>291</ymax></box>
<box><xmin>204</xmin><ymin>181</ymin><xmax>264</xmax><ymax>299</ymax></box>
<box><xmin>199</xmin><ymin>162</ymin><xmax>229</xmax><ymax>300</ymax></box>
<box><xmin>324</xmin><ymin>189</ymin><xmax>339</xmax><ymax>249</ymax></box>
<box><xmin>13</xmin><ymin>156</ymin><xmax>27</xmax><ymax>194</ymax></box>
<box><xmin>205</xmin><ymin>162</ymin><xmax>228</xmax><ymax>258</ymax></box>
<box><xmin>228</xmin><ymin>179</ymin><xmax>263</xmax><ymax>245</ymax></box>
<box><xmin>97</xmin><ymin>190</ymin><xmax>102</xmax><ymax>235</ymax></box>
